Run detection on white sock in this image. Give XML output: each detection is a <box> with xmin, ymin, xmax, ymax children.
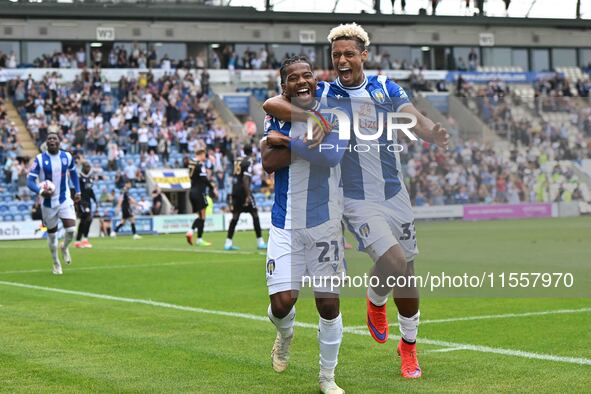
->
<box><xmin>64</xmin><ymin>227</ymin><xmax>76</xmax><ymax>249</ymax></box>
<box><xmin>367</xmin><ymin>286</ymin><xmax>388</xmax><ymax>307</ymax></box>
<box><xmin>318</xmin><ymin>313</ymin><xmax>343</xmax><ymax>373</ymax></box>
<box><xmin>47</xmin><ymin>232</ymin><xmax>59</xmax><ymax>265</ymax></box>
<box><xmin>225</xmin><ymin>238</ymin><xmax>232</xmax><ymax>247</ymax></box>
<box><xmin>268</xmin><ymin>304</ymin><xmax>295</xmax><ymax>338</ymax></box>
<box><xmin>398</xmin><ymin>311</ymin><xmax>420</xmax><ymax>343</ymax></box>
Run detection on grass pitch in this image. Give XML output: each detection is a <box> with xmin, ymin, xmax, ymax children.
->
<box><xmin>0</xmin><ymin>217</ymin><xmax>590</xmax><ymax>393</ymax></box>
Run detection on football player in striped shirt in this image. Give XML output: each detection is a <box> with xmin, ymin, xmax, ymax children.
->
<box><xmin>263</xmin><ymin>23</ymin><xmax>449</xmax><ymax>379</ymax></box>
<box><xmin>27</xmin><ymin>132</ymin><xmax>81</xmax><ymax>275</ymax></box>
<box><xmin>261</xmin><ymin>56</ymin><xmax>349</xmax><ymax>394</ymax></box>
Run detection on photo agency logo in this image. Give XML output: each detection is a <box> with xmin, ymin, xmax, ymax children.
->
<box><xmin>307</xmin><ymin>101</ymin><xmax>418</xmax><ymax>153</ymax></box>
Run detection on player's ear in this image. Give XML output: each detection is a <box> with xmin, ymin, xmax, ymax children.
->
<box><xmin>361</xmin><ymin>49</ymin><xmax>368</xmax><ymax>62</ymax></box>
<box><xmin>281</xmin><ymin>82</ymin><xmax>286</xmax><ymax>96</ymax></box>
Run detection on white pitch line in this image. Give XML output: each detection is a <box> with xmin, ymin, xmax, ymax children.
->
<box><xmin>0</xmin><ymin>244</ymin><xmax>266</xmax><ymax>256</ymax></box>
<box><xmin>422</xmin><ymin>347</ymin><xmax>465</xmax><ymax>354</ymax></box>
<box><xmin>347</xmin><ymin>308</ymin><xmax>591</xmax><ymax>330</ymax></box>
<box><xmin>108</xmin><ymin>246</ymin><xmax>267</xmax><ymax>256</ymax></box>
<box><xmin>0</xmin><ymin>260</ymin><xmax>212</xmax><ymax>275</ymax></box>
<box><xmin>0</xmin><ymin>280</ymin><xmax>590</xmax><ymax>366</ymax></box>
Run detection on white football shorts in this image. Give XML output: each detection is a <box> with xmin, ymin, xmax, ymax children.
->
<box><xmin>344</xmin><ymin>185</ymin><xmax>418</xmax><ymax>263</ymax></box>
<box><xmin>41</xmin><ymin>200</ymin><xmax>76</xmax><ymax>230</ymax></box>
<box><xmin>266</xmin><ymin>219</ymin><xmax>346</xmax><ymax>295</ymax></box>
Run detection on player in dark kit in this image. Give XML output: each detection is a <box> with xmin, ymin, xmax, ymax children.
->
<box><xmin>224</xmin><ymin>144</ymin><xmax>267</xmax><ymax>251</ymax></box>
<box><xmin>74</xmin><ymin>161</ymin><xmax>97</xmax><ymax>248</ymax></box>
<box><xmin>186</xmin><ymin>148</ymin><xmax>217</xmax><ymax>247</ymax></box>
<box><xmin>112</xmin><ymin>181</ymin><xmax>142</xmax><ymax>239</ymax></box>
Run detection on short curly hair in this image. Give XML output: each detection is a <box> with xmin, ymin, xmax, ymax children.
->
<box><xmin>327</xmin><ymin>23</ymin><xmax>370</xmax><ymax>52</ymax></box>
<box><xmin>279</xmin><ymin>55</ymin><xmax>313</xmax><ymax>84</ymax></box>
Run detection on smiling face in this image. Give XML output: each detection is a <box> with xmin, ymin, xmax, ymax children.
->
<box><xmin>331</xmin><ymin>38</ymin><xmax>368</xmax><ymax>87</ymax></box>
<box><xmin>46</xmin><ymin>134</ymin><xmax>60</xmax><ymax>154</ymax></box>
<box><xmin>281</xmin><ymin>61</ymin><xmax>317</xmax><ymax>109</ymax></box>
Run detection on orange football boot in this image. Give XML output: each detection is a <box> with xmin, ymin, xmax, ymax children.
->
<box><xmin>397</xmin><ymin>339</ymin><xmax>422</xmax><ymax>378</ymax></box>
<box><xmin>366</xmin><ymin>294</ymin><xmax>388</xmax><ymax>343</ymax></box>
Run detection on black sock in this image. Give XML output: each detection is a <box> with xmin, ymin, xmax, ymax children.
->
<box><xmin>131</xmin><ymin>223</ymin><xmax>137</xmax><ymax>235</ymax></box>
<box><xmin>84</xmin><ymin>219</ymin><xmax>92</xmax><ymax>238</ymax></box>
<box><xmin>227</xmin><ymin>216</ymin><xmax>239</xmax><ymax>239</ymax></box>
<box><xmin>115</xmin><ymin>223</ymin><xmax>124</xmax><ymax>233</ymax></box>
<box><xmin>192</xmin><ymin>218</ymin><xmax>199</xmax><ymax>230</ymax></box>
<box><xmin>252</xmin><ymin>214</ymin><xmax>262</xmax><ymax>238</ymax></box>
<box><xmin>76</xmin><ymin>221</ymin><xmax>84</xmax><ymax>241</ymax></box>
<box><xmin>196</xmin><ymin>218</ymin><xmax>204</xmax><ymax>238</ymax></box>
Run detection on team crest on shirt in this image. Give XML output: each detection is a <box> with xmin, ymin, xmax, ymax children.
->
<box><xmin>62</xmin><ymin>157</ymin><xmax>68</xmax><ymax>166</ymax></box>
<box><xmin>359</xmin><ymin>223</ymin><xmax>370</xmax><ymax>238</ymax></box>
<box><xmin>266</xmin><ymin>259</ymin><xmax>276</xmax><ymax>276</ymax></box>
<box><xmin>371</xmin><ymin>89</ymin><xmax>386</xmax><ymax>104</ymax></box>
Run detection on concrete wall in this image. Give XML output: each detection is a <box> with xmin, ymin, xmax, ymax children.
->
<box><xmin>1</xmin><ymin>18</ymin><xmax>590</xmax><ymax>48</ymax></box>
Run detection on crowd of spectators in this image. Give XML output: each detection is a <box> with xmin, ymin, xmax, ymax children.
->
<box><xmin>404</xmin><ymin>139</ymin><xmax>589</xmax><ymax>207</ymax></box>
<box><xmin>0</xmin><ymin>97</ymin><xmax>30</xmax><ymax>201</ymax></box>
<box><xmin>410</xmin><ymin>72</ymin><xmax>591</xmax><ymax>207</ymax></box>
<box><xmin>0</xmin><ymin>67</ymin><xmax>266</xmax><ymax>220</ymax></box>
<box><xmin>1</xmin><ymin>64</ymin><xmax>590</xmax><ymax>222</ymax></box>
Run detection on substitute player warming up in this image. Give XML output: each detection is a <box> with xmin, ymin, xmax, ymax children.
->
<box><xmin>224</xmin><ymin>144</ymin><xmax>267</xmax><ymax>251</ymax></box>
<box><xmin>186</xmin><ymin>148</ymin><xmax>217</xmax><ymax>246</ymax></box>
<box><xmin>74</xmin><ymin>161</ymin><xmax>96</xmax><ymax>248</ymax></box>
<box><xmin>27</xmin><ymin>132</ymin><xmax>81</xmax><ymax>275</ymax></box>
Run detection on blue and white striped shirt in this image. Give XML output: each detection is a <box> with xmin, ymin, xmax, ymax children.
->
<box><xmin>317</xmin><ymin>75</ymin><xmax>411</xmax><ymax>201</ymax></box>
<box><xmin>264</xmin><ymin>116</ymin><xmax>344</xmax><ymax>230</ymax></box>
<box><xmin>28</xmin><ymin>150</ymin><xmax>80</xmax><ymax>208</ymax></box>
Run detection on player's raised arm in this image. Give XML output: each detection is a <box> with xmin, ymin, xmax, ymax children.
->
<box><xmin>384</xmin><ymin>78</ymin><xmax>450</xmax><ymax>149</ymax></box>
<box><xmin>401</xmin><ymin>105</ymin><xmax>449</xmax><ymax>149</ymax></box>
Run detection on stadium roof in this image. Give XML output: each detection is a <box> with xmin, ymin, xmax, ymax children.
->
<box><xmin>2</xmin><ymin>1</ymin><xmax>591</xmax><ymax>29</ymax></box>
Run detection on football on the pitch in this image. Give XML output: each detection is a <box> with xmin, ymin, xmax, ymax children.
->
<box><xmin>40</xmin><ymin>180</ymin><xmax>56</xmax><ymax>195</ymax></box>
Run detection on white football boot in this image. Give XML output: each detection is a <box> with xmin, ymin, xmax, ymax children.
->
<box><xmin>319</xmin><ymin>377</ymin><xmax>345</xmax><ymax>394</ymax></box>
<box><xmin>271</xmin><ymin>332</ymin><xmax>293</xmax><ymax>373</ymax></box>
<box><xmin>52</xmin><ymin>262</ymin><xmax>63</xmax><ymax>275</ymax></box>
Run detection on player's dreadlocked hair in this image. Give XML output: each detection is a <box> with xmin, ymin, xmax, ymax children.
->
<box><xmin>279</xmin><ymin>55</ymin><xmax>313</xmax><ymax>84</ymax></box>
<box><xmin>327</xmin><ymin>22</ymin><xmax>370</xmax><ymax>52</ymax></box>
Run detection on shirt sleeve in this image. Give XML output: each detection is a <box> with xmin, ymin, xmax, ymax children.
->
<box><xmin>67</xmin><ymin>154</ymin><xmax>81</xmax><ymax>193</ymax></box>
<box><xmin>385</xmin><ymin>79</ymin><xmax>412</xmax><ymax>112</ymax></box>
<box><xmin>28</xmin><ymin>156</ymin><xmax>41</xmax><ymax>178</ymax></box>
<box><xmin>262</xmin><ymin>115</ymin><xmax>278</xmax><ymax>139</ymax></box>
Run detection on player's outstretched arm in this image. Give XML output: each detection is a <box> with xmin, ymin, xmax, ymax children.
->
<box><xmin>260</xmin><ymin>138</ymin><xmax>290</xmax><ymax>174</ymax></box>
<box><xmin>263</xmin><ymin>95</ymin><xmax>308</xmax><ymax>122</ymax></box>
<box><xmin>401</xmin><ymin>105</ymin><xmax>449</xmax><ymax>149</ymax></box>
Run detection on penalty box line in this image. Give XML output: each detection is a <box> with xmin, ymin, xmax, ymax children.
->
<box><xmin>0</xmin><ymin>280</ymin><xmax>590</xmax><ymax>366</ymax></box>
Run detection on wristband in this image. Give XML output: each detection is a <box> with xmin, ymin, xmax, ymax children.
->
<box><xmin>307</xmin><ymin>110</ymin><xmax>330</xmax><ymax>132</ymax></box>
